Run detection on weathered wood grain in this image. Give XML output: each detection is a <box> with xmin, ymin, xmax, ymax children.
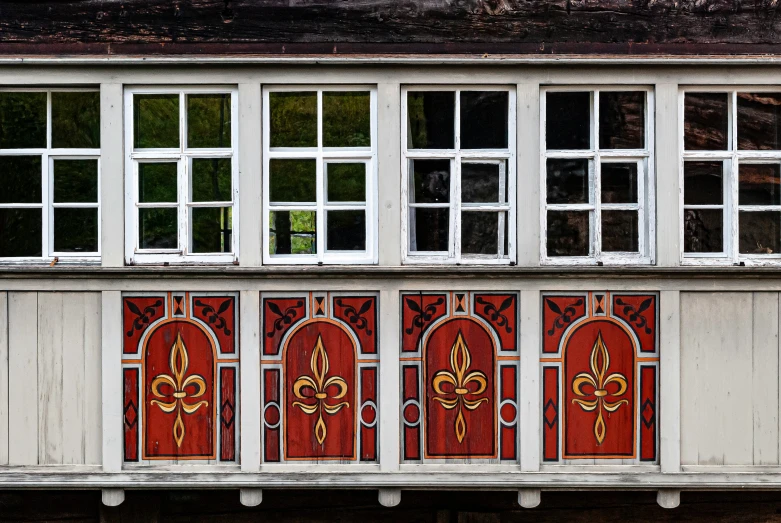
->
<box><xmin>2</xmin><ymin>1</ymin><xmax>781</xmax><ymax>55</ymax></box>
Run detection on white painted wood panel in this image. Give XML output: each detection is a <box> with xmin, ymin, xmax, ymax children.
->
<box><xmin>0</xmin><ymin>292</ymin><xmax>8</xmax><ymax>465</ymax></box>
<box><xmin>8</xmin><ymin>292</ymin><xmax>39</xmax><ymax>465</ymax></box>
<box><xmin>752</xmin><ymin>293</ymin><xmax>779</xmax><ymax>465</ymax></box>
<box><xmin>83</xmin><ymin>292</ymin><xmax>102</xmax><ymax>466</ymax></box>
<box><xmin>659</xmin><ymin>290</ymin><xmax>681</xmax><ymax>473</ymax></box>
<box><xmin>38</xmin><ymin>293</ymin><xmax>65</xmax><ymax>465</ymax></box>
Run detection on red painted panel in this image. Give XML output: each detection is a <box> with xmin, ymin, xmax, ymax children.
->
<box><xmin>542</xmin><ymin>366</ymin><xmax>559</xmax><ymax>462</ymax></box>
<box><xmin>401</xmin><ymin>294</ymin><xmax>447</xmax><ymax>353</ymax></box>
<box><xmin>334</xmin><ymin>296</ymin><xmax>377</xmax><ymax>355</ymax></box>
<box><xmin>500</xmin><ymin>426</ymin><xmax>516</xmax><ymax>461</ymax></box>
<box><xmin>284</xmin><ymin>321</ymin><xmax>356</xmax><ymax>460</ymax></box>
<box><xmin>193</xmin><ymin>296</ymin><xmax>236</xmax><ymax>354</ymax></box>
<box><xmin>263</xmin><ymin>369</ymin><xmax>280</xmax><ymax>463</ymax></box>
<box><xmin>425</xmin><ymin>318</ymin><xmax>495</xmax><ymax>458</ymax></box>
<box><xmin>220</xmin><ymin>367</ymin><xmax>236</xmax><ymax>461</ymax></box>
<box><xmin>501</xmin><ymin>365</ymin><xmax>516</xmax><ymax>402</ymax></box>
<box><xmin>123</xmin><ymin>297</ymin><xmax>165</xmax><ymax>354</ymax></box>
<box><xmin>263</xmin><ymin>298</ymin><xmax>306</xmax><ymax>356</ymax></box>
<box><xmin>123</xmin><ymin>368</ymin><xmax>139</xmax><ymax>462</ymax></box>
<box><xmin>542</xmin><ymin>296</ymin><xmax>586</xmax><ymax>354</ymax></box>
<box><xmin>360</xmin><ymin>367</ymin><xmax>377</xmax><ymax>461</ymax></box>
<box><xmin>612</xmin><ymin>295</ymin><xmax>657</xmax><ymax>353</ymax></box>
<box><xmin>402</xmin><ymin>364</ymin><xmax>420</xmax><ymax>461</ymax></box>
<box><xmin>640</xmin><ymin>366</ymin><xmax>657</xmax><ymax>461</ymax></box>
<box><xmin>474</xmin><ymin>294</ymin><xmax>517</xmax><ymax>351</ymax></box>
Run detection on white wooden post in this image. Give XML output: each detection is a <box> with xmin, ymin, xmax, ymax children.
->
<box><xmin>101</xmin><ymin>291</ymin><xmax>123</xmax><ymax>505</ymax></box>
<box><xmin>518</xmin><ymin>488</ymin><xmax>541</xmax><ymax>509</ymax></box>
<box><xmin>100</xmin><ymin>84</ymin><xmax>125</xmax><ymax>268</ymax></box>
<box><xmin>519</xmin><ymin>290</ymin><xmax>541</xmax><ymax>472</ymax></box>
<box><xmin>516</xmin><ymin>83</ymin><xmax>541</xmax><ymax>266</ymax></box>
<box><xmin>378</xmin><ymin>488</ymin><xmax>402</xmax><ymax>508</ymax></box>
<box><xmin>238</xmin><ymin>83</ymin><xmax>263</xmax><ymax>267</ymax></box>
<box><xmin>654</xmin><ymin>83</ymin><xmax>681</xmax><ymax>267</ymax></box>
<box><xmin>659</xmin><ymin>290</ymin><xmax>681</xmax><ymax>507</ymax></box>
<box><xmin>240</xmin><ymin>488</ymin><xmax>263</xmax><ymax>507</ymax></box>
<box><xmin>240</xmin><ymin>290</ymin><xmax>261</xmax><ymax>472</ymax></box>
<box><xmin>377</xmin><ymin>82</ymin><xmax>402</xmax><ymax>266</ymax></box>
<box><xmin>379</xmin><ymin>287</ymin><xmax>401</xmax><ymax>473</ymax></box>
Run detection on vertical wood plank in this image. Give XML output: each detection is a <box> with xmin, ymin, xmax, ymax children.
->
<box><xmin>655</xmin><ymin>83</ymin><xmax>680</xmax><ymax>266</ymax></box>
<box><xmin>100</xmin><ymin>83</ymin><xmax>125</xmax><ymax>267</ymax></box>
<box><xmin>38</xmin><ymin>293</ymin><xmax>64</xmax><ymax>465</ymax></box>
<box><xmin>659</xmin><ymin>290</ymin><xmax>681</xmax><ymax>473</ymax></box>
<box><xmin>516</xmin><ymin>83</ymin><xmax>540</xmax><ymax>266</ymax></box>
<box><xmin>240</xmin><ymin>290</ymin><xmax>261</xmax><ymax>471</ymax></box>
<box><xmin>61</xmin><ymin>293</ymin><xmax>85</xmax><ymax>464</ymax></box>
<box><xmin>8</xmin><ymin>292</ymin><xmax>38</xmax><ymax>465</ymax></box>
<box><xmin>519</xmin><ymin>290</ymin><xmax>540</xmax><ymax>471</ymax></box>
<box><xmin>0</xmin><ymin>293</ymin><xmax>8</xmax><ymax>465</ymax></box>
<box><xmin>238</xmin><ymin>83</ymin><xmax>262</xmax><ymax>266</ymax></box>
<box><xmin>83</xmin><ymin>292</ymin><xmax>103</xmax><ymax>465</ymax></box>
<box><xmin>752</xmin><ymin>292</ymin><xmax>779</xmax><ymax>465</ymax></box>
<box><xmin>377</xmin><ymin>82</ymin><xmax>402</xmax><ymax>266</ymax></box>
<box><xmin>102</xmin><ymin>291</ymin><xmax>123</xmax><ymax>472</ymax></box>
<box><xmin>379</xmin><ymin>287</ymin><xmax>400</xmax><ymax>472</ymax></box>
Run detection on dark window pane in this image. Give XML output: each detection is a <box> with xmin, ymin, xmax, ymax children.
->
<box><xmin>187</xmin><ymin>94</ymin><xmax>231</xmax><ymax>149</ymax></box>
<box><xmin>0</xmin><ymin>92</ymin><xmax>46</xmax><ymax>149</ymax></box>
<box><xmin>192</xmin><ymin>158</ymin><xmax>231</xmax><ymax>202</ymax></box>
<box><xmin>327</xmin><ymin>163</ymin><xmax>365</xmax><ymax>202</ymax></box>
<box><xmin>192</xmin><ymin>207</ymin><xmax>232</xmax><ymax>253</ymax></box>
<box><xmin>326</xmin><ymin>210</ymin><xmax>366</xmax><ymax>251</ymax></box>
<box><xmin>139</xmin><ymin>208</ymin><xmax>177</xmax><ymax>249</ymax></box>
<box><xmin>739</xmin><ymin>163</ymin><xmax>781</xmax><ymax>206</ymax></box>
<box><xmin>269</xmin><ymin>159</ymin><xmax>316</xmax><ymax>203</ymax></box>
<box><xmin>270</xmin><ymin>210</ymin><xmax>316</xmax><ymax>255</ymax></box>
<box><xmin>269</xmin><ymin>92</ymin><xmax>317</xmax><ymax>148</ymax></box>
<box><xmin>53</xmin><ymin>208</ymin><xmax>98</xmax><ymax>253</ymax></box>
<box><xmin>53</xmin><ymin>159</ymin><xmax>98</xmax><ymax>203</ymax></box>
<box><xmin>740</xmin><ymin>211</ymin><xmax>781</xmax><ymax>254</ymax></box>
<box><xmin>462</xmin><ymin>211</ymin><xmax>499</xmax><ymax>255</ymax></box>
<box><xmin>0</xmin><ymin>156</ymin><xmax>41</xmax><ymax>203</ymax></box>
<box><xmin>602</xmin><ymin>210</ymin><xmax>639</xmax><ymax>252</ymax></box>
<box><xmin>546</xmin><ymin>92</ymin><xmax>590</xmax><ymax>150</ymax></box>
<box><xmin>410</xmin><ymin>207</ymin><xmax>449</xmax><ymax>252</ymax></box>
<box><xmin>684</xmin><ymin>161</ymin><xmax>723</xmax><ymax>205</ymax></box>
<box><xmin>462</xmin><ymin>163</ymin><xmax>505</xmax><ymax>203</ymax></box>
<box><xmin>0</xmin><ymin>208</ymin><xmax>41</xmax><ymax>257</ymax></box>
<box><xmin>411</xmin><ymin>159</ymin><xmax>450</xmax><ymax>204</ymax></box>
<box><xmin>547</xmin><ymin>211</ymin><xmax>589</xmax><ymax>257</ymax></box>
<box><xmin>684</xmin><ymin>209</ymin><xmax>723</xmax><ymax>253</ymax></box>
<box><xmin>684</xmin><ymin>93</ymin><xmax>729</xmax><ymax>151</ymax></box>
<box><xmin>738</xmin><ymin>93</ymin><xmax>781</xmax><ymax>150</ymax></box>
<box><xmin>51</xmin><ymin>92</ymin><xmax>100</xmax><ymax>149</ymax></box>
<box><xmin>599</xmin><ymin>92</ymin><xmax>645</xmax><ymax>149</ymax></box>
<box><xmin>138</xmin><ymin>163</ymin><xmax>177</xmax><ymax>203</ymax></box>
<box><xmin>323</xmin><ymin>92</ymin><xmax>371</xmax><ymax>148</ymax></box>
<box><xmin>547</xmin><ymin>159</ymin><xmax>589</xmax><ymax>204</ymax></box>
<box><xmin>601</xmin><ymin>163</ymin><xmax>637</xmax><ymax>204</ymax></box>
<box><xmin>407</xmin><ymin>92</ymin><xmax>455</xmax><ymax>149</ymax></box>
<box><xmin>460</xmin><ymin>91</ymin><xmax>509</xmax><ymax>149</ymax></box>
<box><xmin>133</xmin><ymin>94</ymin><xmax>179</xmax><ymax>149</ymax></box>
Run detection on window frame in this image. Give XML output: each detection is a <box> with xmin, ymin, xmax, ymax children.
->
<box><xmin>124</xmin><ymin>85</ymin><xmax>239</xmax><ymax>265</ymax></box>
<box><xmin>540</xmin><ymin>86</ymin><xmax>655</xmax><ymax>266</ymax></box>
<box><xmin>0</xmin><ymin>87</ymin><xmax>101</xmax><ymax>264</ymax></box>
<box><xmin>262</xmin><ymin>85</ymin><xmax>378</xmax><ymax>265</ymax></box>
<box><xmin>401</xmin><ymin>85</ymin><xmax>517</xmax><ymax>265</ymax></box>
<box><xmin>679</xmin><ymin>86</ymin><xmax>781</xmax><ymax>266</ymax></box>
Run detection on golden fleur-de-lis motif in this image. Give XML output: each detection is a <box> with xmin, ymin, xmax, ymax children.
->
<box><xmin>150</xmin><ymin>332</ymin><xmax>209</xmax><ymax>448</ymax></box>
<box><xmin>292</xmin><ymin>335</ymin><xmax>350</xmax><ymax>445</ymax></box>
<box><xmin>432</xmin><ymin>332</ymin><xmax>489</xmax><ymax>443</ymax></box>
<box><xmin>571</xmin><ymin>331</ymin><xmax>629</xmax><ymax>445</ymax></box>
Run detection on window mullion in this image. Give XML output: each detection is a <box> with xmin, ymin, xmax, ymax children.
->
<box><xmin>452</xmin><ymin>156</ymin><xmax>460</xmax><ymax>262</ymax></box>
<box><xmin>42</xmin><ymin>153</ymin><xmax>51</xmax><ymax>258</ymax></box>
<box><xmin>316</xmin><ymin>90</ymin><xmax>325</xmax><ymax>262</ymax></box>
<box><xmin>593</xmin><ymin>153</ymin><xmax>602</xmax><ymax>259</ymax></box>
<box><xmin>179</xmin><ymin>157</ymin><xmax>188</xmax><ymax>254</ymax></box>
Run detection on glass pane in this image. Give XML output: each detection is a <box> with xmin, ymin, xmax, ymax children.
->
<box><xmin>460</xmin><ymin>91</ymin><xmax>509</xmax><ymax>149</ymax></box>
<box><xmin>53</xmin><ymin>208</ymin><xmax>98</xmax><ymax>253</ymax></box>
<box><xmin>0</xmin><ymin>156</ymin><xmax>41</xmax><ymax>203</ymax></box>
<box><xmin>461</xmin><ymin>211</ymin><xmax>499</xmax><ymax>255</ymax></box>
<box><xmin>738</xmin><ymin>93</ymin><xmax>781</xmax><ymax>150</ymax></box>
<box><xmin>740</xmin><ymin>211</ymin><xmax>781</xmax><ymax>255</ymax></box>
<box><xmin>0</xmin><ymin>92</ymin><xmax>46</xmax><ymax>149</ymax></box>
<box><xmin>269</xmin><ymin>210</ymin><xmax>316</xmax><ymax>255</ymax></box>
<box><xmin>187</xmin><ymin>94</ymin><xmax>231</xmax><ymax>149</ymax></box>
<box><xmin>192</xmin><ymin>158</ymin><xmax>231</xmax><ymax>202</ymax></box>
<box><xmin>326</xmin><ymin>210</ymin><xmax>366</xmax><ymax>251</ymax></box>
<box><xmin>410</xmin><ymin>207</ymin><xmax>449</xmax><ymax>252</ymax></box>
<box><xmin>323</xmin><ymin>92</ymin><xmax>371</xmax><ymax>148</ymax></box>
<box><xmin>327</xmin><ymin>163</ymin><xmax>365</xmax><ymax>202</ymax></box>
<box><xmin>739</xmin><ymin>163</ymin><xmax>781</xmax><ymax>206</ymax></box>
<box><xmin>599</xmin><ymin>92</ymin><xmax>645</xmax><ymax>150</ymax></box>
<box><xmin>684</xmin><ymin>209</ymin><xmax>723</xmax><ymax>253</ymax></box>
<box><xmin>133</xmin><ymin>94</ymin><xmax>180</xmax><ymax>149</ymax></box>
<box><xmin>407</xmin><ymin>92</ymin><xmax>455</xmax><ymax>149</ymax></box>
<box><xmin>684</xmin><ymin>93</ymin><xmax>729</xmax><ymax>151</ymax></box>
<box><xmin>138</xmin><ymin>163</ymin><xmax>177</xmax><ymax>203</ymax></box>
<box><xmin>601</xmin><ymin>163</ymin><xmax>637</xmax><ymax>204</ymax></box>
<box><xmin>0</xmin><ymin>208</ymin><xmax>41</xmax><ymax>257</ymax></box>
<box><xmin>547</xmin><ymin>159</ymin><xmax>589</xmax><ymax>204</ymax></box>
<box><xmin>269</xmin><ymin>92</ymin><xmax>317</xmax><ymax>148</ymax></box>
<box><xmin>462</xmin><ymin>163</ymin><xmax>505</xmax><ymax>204</ymax></box>
<box><xmin>547</xmin><ymin>210</ymin><xmax>589</xmax><ymax>257</ymax></box>
<box><xmin>192</xmin><ymin>207</ymin><xmax>232</xmax><ymax>253</ymax></box>
<box><xmin>139</xmin><ymin>208</ymin><xmax>178</xmax><ymax>249</ymax></box>
<box><xmin>411</xmin><ymin>159</ymin><xmax>450</xmax><ymax>204</ymax></box>
<box><xmin>269</xmin><ymin>159</ymin><xmax>316</xmax><ymax>203</ymax></box>
<box><xmin>53</xmin><ymin>159</ymin><xmax>98</xmax><ymax>203</ymax></box>
<box><xmin>601</xmin><ymin>210</ymin><xmax>639</xmax><ymax>252</ymax></box>
<box><xmin>684</xmin><ymin>161</ymin><xmax>723</xmax><ymax>205</ymax></box>
<box><xmin>51</xmin><ymin>92</ymin><xmax>100</xmax><ymax>149</ymax></box>
<box><xmin>546</xmin><ymin>92</ymin><xmax>590</xmax><ymax>150</ymax></box>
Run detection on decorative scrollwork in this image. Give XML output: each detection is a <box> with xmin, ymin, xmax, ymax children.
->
<box><xmin>334</xmin><ymin>298</ymin><xmax>373</xmax><ymax>335</ymax></box>
<box><xmin>475</xmin><ymin>296</ymin><xmax>514</xmax><ymax>334</ymax></box>
<box><xmin>545</xmin><ymin>298</ymin><xmax>584</xmax><ymax>336</ymax></box>
<box><xmin>125</xmin><ymin>299</ymin><xmax>163</xmax><ymax>337</ymax></box>
<box><xmin>404</xmin><ymin>296</ymin><xmax>446</xmax><ymax>335</ymax></box>
<box><xmin>265</xmin><ymin>300</ymin><xmax>304</xmax><ymax>338</ymax></box>
<box><xmin>194</xmin><ymin>298</ymin><xmax>233</xmax><ymax>336</ymax></box>
<box><xmin>615</xmin><ymin>297</ymin><xmax>653</xmax><ymax>335</ymax></box>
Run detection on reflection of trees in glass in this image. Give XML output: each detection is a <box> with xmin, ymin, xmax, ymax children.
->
<box><xmin>270</xmin><ymin>92</ymin><xmax>317</xmax><ymax>147</ymax></box>
<box><xmin>270</xmin><ymin>210</ymin><xmax>316</xmax><ymax>254</ymax></box>
<box><xmin>323</xmin><ymin>92</ymin><xmax>371</xmax><ymax>147</ymax></box>
<box><xmin>188</xmin><ymin>95</ymin><xmax>231</xmax><ymax>149</ymax></box>
<box><xmin>134</xmin><ymin>95</ymin><xmax>179</xmax><ymax>149</ymax></box>
<box><xmin>0</xmin><ymin>92</ymin><xmax>47</xmax><ymax>149</ymax></box>
<box><xmin>52</xmin><ymin>92</ymin><xmax>100</xmax><ymax>148</ymax></box>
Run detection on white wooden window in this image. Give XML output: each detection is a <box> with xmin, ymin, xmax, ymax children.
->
<box><xmin>124</xmin><ymin>86</ymin><xmax>239</xmax><ymax>265</ymax></box>
<box><xmin>0</xmin><ymin>88</ymin><xmax>101</xmax><ymax>264</ymax></box>
<box><xmin>262</xmin><ymin>86</ymin><xmax>377</xmax><ymax>265</ymax></box>
<box><xmin>401</xmin><ymin>86</ymin><xmax>516</xmax><ymax>264</ymax></box>
<box><xmin>541</xmin><ymin>87</ymin><xmax>655</xmax><ymax>265</ymax></box>
<box><xmin>681</xmin><ymin>88</ymin><xmax>781</xmax><ymax>265</ymax></box>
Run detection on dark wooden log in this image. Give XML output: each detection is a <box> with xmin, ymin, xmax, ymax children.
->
<box><xmin>1</xmin><ymin>1</ymin><xmax>781</xmax><ymax>55</ymax></box>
